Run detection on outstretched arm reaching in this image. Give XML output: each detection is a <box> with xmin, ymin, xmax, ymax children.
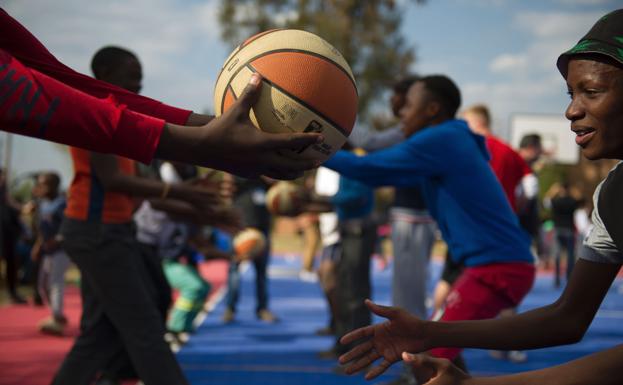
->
<box><xmin>339</xmin><ymin>259</ymin><xmax>620</xmax><ymax>380</ymax></box>
<box><xmin>402</xmin><ymin>344</ymin><xmax>623</xmax><ymax>385</ymax></box>
<box><xmin>0</xmin><ymin>9</ymin><xmax>322</xmax><ymax>180</ymax></box>
<box><xmin>155</xmin><ymin>75</ymin><xmax>323</xmax><ymax>180</ymax></box>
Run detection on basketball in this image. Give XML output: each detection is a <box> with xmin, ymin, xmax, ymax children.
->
<box><xmin>265</xmin><ymin>181</ymin><xmax>304</xmax><ymax>216</ymax></box>
<box><xmin>213</xmin><ymin>29</ymin><xmax>358</xmax><ymax>162</ymax></box>
<box><xmin>232</xmin><ymin>227</ymin><xmax>267</xmax><ymax>260</ymax></box>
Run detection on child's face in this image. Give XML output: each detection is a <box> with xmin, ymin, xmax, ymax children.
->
<box><xmin>36</xmin><ymin>175</ymin><xmax>56</xmax><ymax>198</ymax></box>
<box><xmin>105</xmin><ymin>56</ymin><xmax>143</xmax><ymax>94</ymax></box>
<box><xmin>565</xmin><ymin>58</ymin><xmax>623</xmax><ymax>160</ymax></box>
<box><xmin>399</xmin><ymin>82</ymin><xmax>436</xmax><ymax>137</ymax></box>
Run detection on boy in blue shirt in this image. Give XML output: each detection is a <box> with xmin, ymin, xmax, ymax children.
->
<box><xmin>338</xmin><ymin>10</ymin><xmax>623</xmax><ymax>385</ymax></box>
<box><xmin>324</xmin><ymin>75</ymin><xmax>535</xmax><ymax>366</ymax></box>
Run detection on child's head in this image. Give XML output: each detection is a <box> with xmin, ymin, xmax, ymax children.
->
<box><xmin>399</xmin><ymin>75</ymin><xmax>461</xmax><ymax>137</ymax></box>
<box><xmin>462</xmin><ymin>104</ymin><xmax>491</xmax><ymax>136</ymax></box>
<box><xmin>91</xmin><ymin>46</ymin><xmax>142</xmax><ymax>93</ymax></box>
<box><xmin>557</xmin><ymin>9</ymin><xmax>623</xmax><ymax>160</ymax></box>
<box><xmin>35</xmin><ymin>172</ymin><xmax>60</xmax><ymax>199</ymax></box>
<box><xmin>518</xmin><ymin>134</ymin><xmax>543</xmax><ymax>164</ymax></box>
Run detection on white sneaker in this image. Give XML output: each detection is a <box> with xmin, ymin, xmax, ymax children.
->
<box><xmin>508</xmin><ymin>350</ymin><xmax>528</xmax><ymax>363</ymax></box>
<box><xmin>299</xmin><ymin>270</ymin><xmax>318</xmax><ymax>282</ymax></box>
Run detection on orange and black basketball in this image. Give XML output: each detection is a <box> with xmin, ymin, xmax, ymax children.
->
<box><xmin>214</xmin><ymin>29</ymin><xmax>357</xmax><ymax>162</ymax></box>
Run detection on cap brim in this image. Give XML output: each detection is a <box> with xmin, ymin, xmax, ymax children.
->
<box><xmin>557</xmin><ymin>42</ymin><xmax>623</xmax><ymax>78</ymax></box>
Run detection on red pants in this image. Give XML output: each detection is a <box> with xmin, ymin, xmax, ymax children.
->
<box><xmin>430</xmin><ymin>262</ymin><xmax>536</xmax><ymax>360</ymax></box>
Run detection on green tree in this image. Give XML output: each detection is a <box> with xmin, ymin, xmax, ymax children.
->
<box><xmin>218</xmin><ymin>0</ymin><xmax>422</xmax><ymax>124</ymax></box>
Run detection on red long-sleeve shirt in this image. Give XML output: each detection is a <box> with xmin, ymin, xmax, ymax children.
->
<box><xmin>485</xmin><ymin>135</ymin><xmax>532</xmax><ymax>212</ymax></box>
<box><xmin>0</xmin><ymin>9</ymin><xmax>192</xmax><ymax>163</ymax></box>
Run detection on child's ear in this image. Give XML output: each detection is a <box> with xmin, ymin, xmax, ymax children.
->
<box><xmin>426</xmin><ymin>100</ymin><xmax>441</xmax><ymax>118</ymax></box>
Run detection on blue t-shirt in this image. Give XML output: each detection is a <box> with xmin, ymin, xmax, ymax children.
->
<box><xmin>324</xmin><ymin>119</ymin><xmax>533</xmax><ymax>267</ymax></box>
<box><xmin>331</xmin><ymin>176</ymin><xmax>374</xmax><ymax>221</ymax></box>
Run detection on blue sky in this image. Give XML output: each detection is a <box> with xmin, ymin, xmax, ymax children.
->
<box><xmin>1</xmin><ymin>0</ymin><xmax>620</xmax><ymax>182</ymax></box>
<box><xmin>401</xmin><ymin>0</ymin><xmax>618</xmax><ymax>137</ymax></box>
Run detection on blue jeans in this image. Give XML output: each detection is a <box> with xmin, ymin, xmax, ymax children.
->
<box><xmin>225</xmin><ymin>242</ymin><xmax>270</xmax><ymax>313</ymax></box>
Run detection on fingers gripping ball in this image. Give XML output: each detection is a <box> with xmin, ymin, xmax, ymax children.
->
<box><xmin>265</xmin><ymin>181</ymin><xmax>304</xmax><ymax>216</ymax></box>
<box><xmin>232</xmin><ymin>228</ymin><xmax>267</xmax><ymax>260</ymax></box>
<box><xmin>214</xmin><ymin>29</ymin><xmax>357</xmax><ymax>162</ymax></box>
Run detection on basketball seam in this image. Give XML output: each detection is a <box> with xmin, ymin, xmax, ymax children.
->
<box><xmin>219</xmin><ymin>29</ymin><xmax>285</xmax><ymax>81</ymax></box>
<box><xmin>223</xmin><ymin>48</ymin><xmax>356</xmax><ymax>100</ymax></box>
<box><xmin>249</xmin><ymin>48</ymin><xmax>357</xmax><ymax>91</ymax></box>
<box><xmin>220</xmin><ymin>84</ymin><xmax>238</xmax><ymax>116</ymax></box>
<box><xmin>246</xmin><ymin>63</ymin><xmax>350</xmax><ymax>138</ymax></box>
<box><xmin>241</xmin><ymin>29</ymin><xmax>285</xmax><ymax>48</ymax></box>
<box><xmin>216</xmin><ymin>47</ymin><xmax>242</xmax><ymax>90</ymax></box>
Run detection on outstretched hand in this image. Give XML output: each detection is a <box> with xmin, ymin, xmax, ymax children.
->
<box><xmin>199</xmin><ymin>74</ymin><xmax>323</xmax><ymax>179</ymax></box>
<box><xmin>402</xmin><ymin>353</ymin><xmax>471</xmax><ymax>385</ymax></box>
<box><xmin>338</xmin><ymin>300</ymin><xmax>429</xmax><ymax>380</ymax></box>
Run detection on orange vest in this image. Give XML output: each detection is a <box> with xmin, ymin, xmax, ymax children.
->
<box><xmin>65</xmin><ymin>147</ymin><xmax>136</xmax><ymax>223</ymax></box>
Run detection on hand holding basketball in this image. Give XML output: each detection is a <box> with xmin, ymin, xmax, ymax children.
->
<box><xmin>195</xmin><ymin>75</ymin><xmax>322</xmax><ymax>180</ymax></box>
<box><xmin>214</xmin><ymin>29</ymin><xmax>357</xmax><ymax>163</ymax></box>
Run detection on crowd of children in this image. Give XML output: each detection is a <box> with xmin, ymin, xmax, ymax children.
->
<box><xmin>1</xmin><ymin>7</ymin><xmax>622</xmax><ymax>385</ymax></box>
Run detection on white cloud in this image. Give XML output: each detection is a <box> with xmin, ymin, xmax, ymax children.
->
<box><xmin>490</xmin><ymin>54</ymin><xmax>528</xmax><ymax>73</ymax></box>
<box><xmin>490</xmin><ymin>11</ymin><xmax>603</xmax><ymax>76</ymax></box>
<box><xmin>463</xmin><ymin>74</ymin><xmax>563</xmax><ymax>105</ymax></box>
<box><xmin>515</xmin><ymin>11</ymin><xmax>603</xmax><ymax>39</ymax></box>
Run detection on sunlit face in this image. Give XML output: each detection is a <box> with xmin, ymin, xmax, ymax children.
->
<box><xmin>399</xmin><ymin>82</ymin><xmax>437</xmax><ymax>137</ymax></box>
<box><xmin>104</xmin><ymin>56</ymin><xmax>143</xmax><ymax>94</ymax></box>
<box><xmin>565</xmin><ymin>58</ymin><xmax>623</xmax><ymax>160</ymax></box>
<box><xmin>462</xmin><ymin>110</ymin><xmax>486</xmax><ymax>135</ymax></box>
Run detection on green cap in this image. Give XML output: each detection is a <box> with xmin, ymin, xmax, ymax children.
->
<box><xmin>557</xmin><ymin>9</ymin><xmax>623</xmax><ymax>78</ymax></box>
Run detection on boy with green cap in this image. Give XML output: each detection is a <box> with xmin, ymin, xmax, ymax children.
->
<box><xmin>337</xmin><ymin>9</ymin><xmax>623</xmax><ymax>385</ymax></box>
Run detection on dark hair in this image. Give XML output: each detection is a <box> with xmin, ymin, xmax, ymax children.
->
<box><xmin>91</xmin><ymin>46</ymin><xmax>137</xmax><ymax>78</ymax></box>
<box><xmin>41</xmin><ymin>172</ymin><xmax>61</xmax><ymax>189</ymax></box>
<box><xmin>519</xmin><ymin>134</ymin><xmax>542</xmax><ymax>149</ymax></box>
<box><xmin>419</xmin><ymin>75</ymin><xmax>461</xmax><ymax>118</ymax></box>
<box><xmin>392</xmin><ymin>75</ymin><xmax>419</xmax><ymax>95</ymax></box>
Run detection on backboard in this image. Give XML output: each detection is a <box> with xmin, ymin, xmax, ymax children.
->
<box><xmin>510</xmin><ymin>114</ymin><xmax>579</xmax><ymax>165</ymax></box>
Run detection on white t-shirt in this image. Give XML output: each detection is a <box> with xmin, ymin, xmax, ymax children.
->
<box><xmin>315</xmin><ymin>167</ymin><xmax>340</xmax><ymax>246</ymax></box>
<box><xmin>581</xmin><ymin>162</ymin><xmax>623</xmax><ymax>264</ymax></box>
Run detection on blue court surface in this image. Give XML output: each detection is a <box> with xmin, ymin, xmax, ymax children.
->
<box><xmin>178</xmin><ymin>255</ymin><xmax>623</xmax><ymax>384</ymax></box>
